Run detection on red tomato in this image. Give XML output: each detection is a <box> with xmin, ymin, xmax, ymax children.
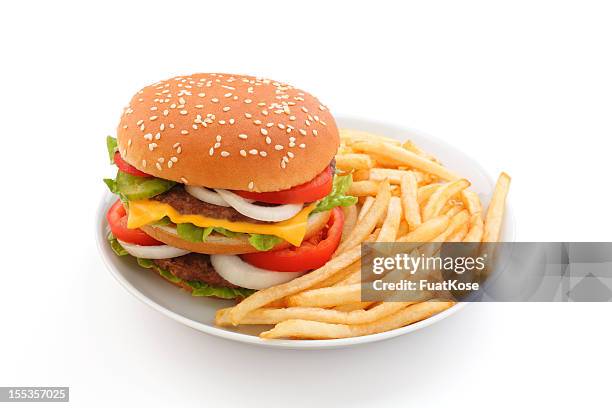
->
<box><xmin>106</xmin><ymin>200</ymin><xmax>163</xmax><ymax>246</ymax></box>
<box><xmin>241</xmin><ymin>207</ymin><xmax>345</xmax><ymax>272</ymax></box>
<box><xmin>114</xmin><ymin>152</ymin><xmax>151</xmax><ymax>177</ymax></box>
<box><xmin>234</xmin><ymin>166</ymin><xmax>333</xmax><ymax>204</ymax></box>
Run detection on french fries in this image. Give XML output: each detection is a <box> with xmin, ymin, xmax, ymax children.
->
<box><xmin>217</xmin><ymin>129</ymin><xmax>510</xmax><ymax>340</ymax></box>
<box><xmin>400</xmin><ymin>172</ymin><xmax>422</xmax><ymax>230</ymax></box>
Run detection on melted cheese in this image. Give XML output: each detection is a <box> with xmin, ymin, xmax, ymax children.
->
<box><xmin>127</xmin><ymin>200</ymin><xmax>317</xmax><ymax>246</ymax></box>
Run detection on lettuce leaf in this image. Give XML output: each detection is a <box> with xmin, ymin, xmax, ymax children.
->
<box><xmin>313</xmin><ymin>174</ymin><xmax>357</xmax><ymax>213</ymax></box>
<box><xmin>104</xmin><ymin>170</ymin><xmax>176</xmax><ymax>201</ymax></box>
<box><xmin>136</xmin><ymin>257</ymin><xmax>255</xmax><ymax>299</ymax></box>
<box><xmin>248</xmin><ymin>234</ymin><xmax>283</xmax><ymax>251</ymax></box>
<box><xmin>175</xmin><ymin>223</ymin><xmax>280</xmax><ymax>251</ymax></box>
<box><xmin>107</xmin><ymin>136</ymin><xmax>118</xmax><ymax>163</ymax></box>
<box><xmin>107</xmin><ymin>232</ymin><xmax>128</xmax><ymax>256</ymax></box>
<box><xmin>177</xmin><ymin>223</ymin><xmax>214</xmax><ymax>242</ymax></box>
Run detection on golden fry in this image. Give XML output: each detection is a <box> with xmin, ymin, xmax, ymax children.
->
<box><xmin>421</xmin><ymin>179</ymin><xmax>470</xmax><ymax>221</ymax></box>
<box><xmin>377</xmin><ymin>197</ymin><xmax>402</xmax><ymax>242</ymax></box>
<box><xmin>483</xmin><ymin>172</ymin><xmax>511</xmax><ymax>242</ymax></box>
<box><xmin>286</xmin><ymin>284</ymin><xmax>361</xmax><ymax>308</ymax></box>
<box><xmin>400</xmin><ymin>172</ymin><xmax>422</xmax><ymax>231</ymax></box>
<box><xmin>335</xmin><ymin>153</ymin><xmax>375</xmax><ymax>170</ymax></box>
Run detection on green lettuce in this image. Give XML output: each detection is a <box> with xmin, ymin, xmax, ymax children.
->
<box><xmin>104</xmin><ymin>170</ymin><xmax>176</xmax><ymax>201</ymax></box>
<box><xmin>107</xmin><ymin>232</ymin><xmax>128</xmax><ymax>256</ymax></box>
<box><xmin>107</xmin><ymin>136</ymin><xmax>118</xmax><ymax>163</ymax></box>
<box><xmin>175</xmin><ymin>223</ymin><xmax>281</xmax><ymax>251</ymax></box>
<box><xmin>313</xmin><ymin>174</ymin><xmax>357</xmax><ymax>213</ymax></box>
<box><xmin>136</xmin><ymin>257</ymin><xmax>255</xmax><ymax>299</ymax></box>
<box><xmin>248</xmin><ymin>234</ymin><xmax>283</xmax><ymax>251</ymax></box>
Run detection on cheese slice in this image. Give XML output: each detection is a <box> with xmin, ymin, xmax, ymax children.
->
<box><xmin>127</xmin><ymin>200</ymin><xmax>317</xmax><ymax>246</ymax></box>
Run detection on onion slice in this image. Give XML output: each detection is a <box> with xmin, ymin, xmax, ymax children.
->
<box><xmin>215</xmin><ymin>189</ymin><xmax>303</xmax><ymax>222</ymax></box>
<box><xmin>117</xmin><ymin>239</ymin><xmax>191</xmax><ymax>259</ymax></box>
<box><xmin>185</xmin><ymin>185</ymin><xmax>231</xmax><ymax>207</ymax></box>
<box><xmin>210</xmin><ymin>255</ymin><xmax>305</xmax><ymax>290</ymax></box>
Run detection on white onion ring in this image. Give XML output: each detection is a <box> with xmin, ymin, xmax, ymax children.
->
<box><xmin>210</xmin><ymin>254</ymin><xmax>305</xmax><ymax>289</ymax></box>
<box><xmin>185</xmin><ymin>185</ymin><xmax>231</xmax><ymax>207</ymax></box>
<box><xmin>215</xmin><ymin>189</ymin><xmax>303</xmax><ymax>222</ymax></box>
<box><xmin>117</xmin><ymin>239</ymin><xmax>191</xmax><ymax>259</ymax></box>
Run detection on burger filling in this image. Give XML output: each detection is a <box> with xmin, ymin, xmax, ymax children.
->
<box><xmin>104</xmin><ymin>136</ymin><xmax>356</xmax><ymax>298</ymax></box>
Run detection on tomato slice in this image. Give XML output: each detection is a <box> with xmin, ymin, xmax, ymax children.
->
<box><xmin>241</xmin><ymin>207</ymin><xmax>345</xmax><ymax>272</ymax></box>
<box><xmin>114</xmin><ymin>152</ymin><xmax>151</xmax><ymax>177</ymax></box>
<box><xmin>234</xmin><ymin>165</ymin><xmax>333</xmax><ymax>204</ymax></box>
<box><xmin>106</xmin><ymin>200</ymin><xmax>163</xmax><ymax>246</ymax></box>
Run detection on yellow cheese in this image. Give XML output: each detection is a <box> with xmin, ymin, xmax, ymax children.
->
<box><xmin>127</xmin><ymin>200</ymin><xmax>317</xmax><ymax>246</ymax></box>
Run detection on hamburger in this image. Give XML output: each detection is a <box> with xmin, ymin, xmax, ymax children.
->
<box><xmin>104</xmin><ymin>73</ymin><xmax>356</xmax><ymax>299</ymax></box>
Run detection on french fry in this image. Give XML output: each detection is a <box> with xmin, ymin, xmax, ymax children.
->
<box><xmin>369</xmin><ymin>168</ymin><xmax>426</xmax><ymax>185</ymax></box>
<box><xmin>447</xmin><ymin>223</ymin><xmax>469</xmax><ymax>242</ymax></box>
<box><xmin>377</xmin><ymin>196</ymin><xmax>402</xmax><ymax>242</ymax></box>
<box><xmin>335</xmin><ymin>153</ymin><xmax>375</xmax><ymax>170</ymax></box>
<box><xmin>334</xmin><ymin>302</ymin><xmax>374</xmax><ymax>312</ymax></box>
<box><xmin>260</xmin><ymin>301</ymin><xmax>455</xmax><ymax>339</ymax></box>
<box><xmin>348</xmin><ymin>180</ymin><xmax>380</xmax><ymax>196</ymax></box>
<box><xmin>461</xmin><ymin>190</ymin><xmax>482</xmax><ymax>215</ymax></box>
<box><xmin>421</xmin><ymin>179</ymin><xmax>470</xmax><ymax>221</ymax></box>
<box><xmin>433</xmin><ymin>210</ymin><xmax>470</xmax><ymax>242</ymax></box>
<box><xmin>418</xmin><ymin>184</ymin><xmax>440</xmax><ymax>205</ymax></box>
<box><xmin>335</xmin><ymin>180</ymin><xmax>391</xmax><ymax>254</ymax></box>
<box><xmin>397</xmin><ymin>214</ymin><xmax>450</xmax><ymax>242</ymax></box>
<box><xmin>287</xmin><ymin>284</ymin><xmax>361</xmax><ymax>308</ymax></box>
<box><xmin>402</xmin><ymin>140</ymin><xmax>439</xmax><ymax>163</ymax></box>
<box><xmin>339</xmin><ymin>129</ymin><xmax>402</xmax><ymax>146</ymax></box>
<box><xmin>357</xmin><ymin>196</ymin><xmax>375</xmax><ymax>222</ymax></box>
<box><xmin>311</xmin><ymin>260</ymin><xmax>360</xmax><ymax>289</ymax></box>
<box><xmin>483</xmin><ymin>172</ymin><xmax>511</xmax><ymax>242</ymax></box>
<box><xmin>216</xmin><ymin>302</ymin><xmax>415</xmax><ymax>326</ymax></box>
<box><xmin>444</xmin><ymin>205</ymin><xmax>463</xmax><ymax>218</ymax></box>
<box><xmin>351</xmin><ymin>140</ymin><xmax>460</xmax><ymax>181</ymax></box>
<box><xmin>397</xmin><ymin>220</ymin><xmax>410</xmax><ymax>237</ymax></box>
<box><xmin>228</xmin><ymin>245</ymin><xmax>363</xmax><ymax>324</ymax></box>
<box><xmin>341</xmin><ymin>205</ymin><xmax>358</xmax><ymax>244</ymax></box>
<box><xmin>464</xmin><ymin>214</ymin><xmax>484</xmax><ymax>242</ymax></box>
<box><xmin>352</xmin><ymin>169</ymin><xmax>370</xmax><ymax>181</ymax></box>
<box><xmin>400</xmin><ymin>172</ymin><xmax>422</xmax><ymax>231</ymax></box>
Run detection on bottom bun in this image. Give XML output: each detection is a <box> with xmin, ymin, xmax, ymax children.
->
<box><xmin>140</xmin><ymin>210</ymin><xmax>331</xmax><ymax>255</ymax></box>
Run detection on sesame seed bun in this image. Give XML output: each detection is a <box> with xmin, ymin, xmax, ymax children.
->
<box><xmin>116</xmin><ymin>73</ymin><xmax>339</xmax><ymax>192</ymax></box>
<box><xmin>140</xmin><ymin>210</ymin><xmax>331</xmax><ymax>255</ymax></box>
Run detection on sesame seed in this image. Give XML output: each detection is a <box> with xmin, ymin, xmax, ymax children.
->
<box><xmin>302</xmin><ymin>107</ymin><xmax>308</xmax><ymax>113</ymax></box>
<box><xmin>209</xmin><ymin>148</ymin><xmax>214</xmax><ymax>156</ymax></box>
<box><xmin>195</xmin><ymin>104</ymin><xmax>204</xmax><ymax>108</ymax></box>
<box><xmin>280</xmin><ymin>160</ymin><xmax>287</xmax><ymax>169</ymax></box>
<box><xmin>179</xmin><ymin>110</ymin><xmax>188</xmax><ymax>115</ymax></box>
<box><xmin>179</xmin><ymin>97</ymin><xmax>186</xmax><ymax>104</ymax></box>
<box><xmin>240</xmin><ymin>149</ymin><xmax>247</xmax><ymax>157</ymax></box>
<box><xmin>249</xmin><ymin>149</ymin><xmax>258</xmax><ymax>155</ymax></box>
<box><xmin>254</xmin><ymin>119</ymin><xmax>262</xmax><ymax>125</ymax></box>
<box><xmin>218</xmin><ymin>120</ymin><xmax>226</xmax><ymax>125</ymax></box>
<box><xmin>223</xmin><ymin>106</ymin><xmax>231</xmax><ymax>112</ymax></box>
<box><xmin>287</xmin><ymin>152</ymin><xmax>295</xmax><ymax>158</ymax></box>
<box><xmin>299</xmin><ymin>143</ymin><xmax>306</xmax><ymax>148</ymax></box>
<box><xmin>274</xmin><ymin>144</ymin><xmax>284</xmax><ymax>151</ymax></box>
<box><xmin>180</xmin><ymin>177</ymin><xmax>189</xmax><ymax>184</ymax></box>
<box><xmin>224</xmin><ymin>93</ymin><xmax>232</xmax><ymax>97</ymax></box>
<box><xmin>299</xmin><ymin>129</ymin><xmax>307</xmax><ymax>136</ymax></box>
<box><xmin>248</xmin><ymin>181</ymin><xmax>255</xmax><ymax>190</ymax></box>
<box><xmin>214</xmin><ymin>142</ymin><xmax>221</xmax><ymax>148</ymax></box>
<box><xmin>150</xmin><ymin>106</ymin><xmax>158</xmax><ymax>111</ymax></box>
<box><xmin>156</xmin><ymin>163</ymin><xmax>162</xmax><ymax>171</ymax></box>
<box><xmin>289</xmin><ymin>115</ymin><xmax>296</xmax><ymax>121</ymax></box>
<box><xmin>244</xmin><ymin>99</ymin><xmax>252</xmax><ymax>104</ymax></box>
<box><xmin>198</xmin><ymin>93</ymin><xmax>206</xmax><ymax>97</ymax></box>
<box><xmin>245</xmin><ymin>113</ymin><xmax>252</xmax><ymax>118</ymax></box>
<box><xmin>265</xmin><ymin>136</ymin><xmax>272</xmax><ymax>144</ymax></box>
<box><xmin>167</xmin><ymin>161</ymin><xmax>173</xmax><ymax>168</ymax></box>
<box><xmin>229</xmin><ymin>118</ymin><xmax>235</xmax><ymax>124</ymax></box>
<box><xmin>312</xmin><ymin>129</ymin><xmax>318</xmax><ymax>136</ymax></box>
<box><xmin>144</xmin><ymin>133</ymin><xmax>153</xmax><ymax>141</ymax></box>
<box><xmin>238</xmin><ymin>134</ymin><xmax>248</xmax><ymax>139</ymax></box>
<box><xmin>160</xmin><ymin>123</ymin><xmax>165</xmax><ymax>131</ymax></box>
<box><xmin>221</xmin><ymin>151</ymin><xmax>230</xmax><ymax>157</ymax></box>
<box><xmin>260</xmin><ymin>151</ymin><xmax>267</xmax><ymax>157</ymax></box>
<box><xmin>137</xmin><ymin>120</ymin><xmax>144</xmax><ymax>126</ymax></box>
<box><xmin>142</xmin><ymin>160</ymin><xmax>147</xmax><ymax>167</ymax></box>
<box><xmin>211</xmin><ymin>98</ymin><xmax>219</xmax><ymax>103</ymax></box>
<box><xmin>216</xmin><ymin>135</ymin><xmax>222</xmax><ymax>142</ymax></box>
<box><xmin>266</xmin><ymin>122</ymin><xmax>274</xmax><ymax>127</ymax></box>
<box><xmin>260</xmin><ymin>128</ymin><xmax>268</xmax><ymax>136</ymax></box>
<box><xmin>155</xmin><ymin>133</ymin><xmax>161</xmax><ymax>140</ymax></box>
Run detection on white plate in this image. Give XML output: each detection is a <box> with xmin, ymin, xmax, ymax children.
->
<box><xmin>95</xmin><ymin>116</ymin><xmax>515</xmax><ymax>349</ymax></box>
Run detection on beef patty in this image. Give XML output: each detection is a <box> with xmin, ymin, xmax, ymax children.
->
<box><xmin>153</xmin><ymin>253</ymin><xmax>239</xmax><ymax>288</ymax></box>
<box><xmin>153</xmin><ymin>185</ymin><xmax>269</xmax><ymax>223</ymax></box>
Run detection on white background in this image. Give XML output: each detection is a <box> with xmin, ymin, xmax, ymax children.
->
<box><xmin>1</xmin><ymin>0</ymin><xmax>611</xmax><ymax>406</ymax></box>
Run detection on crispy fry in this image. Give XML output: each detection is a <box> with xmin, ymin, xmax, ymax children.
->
<box><xmin>311</xmin><ymin>260</ymin><xmax>360</xmax><ymax>289</ymax></box>
<box><xmin>400</xmin><ymin>172</ymin><xmax>422</xmax><ymax>231</ymax></box>
<box><xmin>369</xmin><ymin>168</ymin><xmax>426</xmax><ymax>185</ymax></box>
<box><xmin>348</xmin><ymin>180</ymin><xmax>380</xmax><ymax>196</ymax></box>
<box><xmin>357</xmin><ymin>196</ymin><xmax>375</xmax><ymax>222</ymax></box>
<box><xmin>421</xmin><ymin>179</ymin><xmax>470</xmax><ymax>221</ymax></box>
<box><xmin>447</xmin><ymin>223</ymin><xmax>469</xmax><ymax>242</ymax></box>
<box><xmin>260</xmin><ymin>301</ymin><xmax>455</xmax><ymax>339</ymax></box>
<box><xmin>341</xmin><ymin>204</ymin><xmax>358</xmax><ymax>244</ymax></box>
<box><xmin>228</xmin><ymin>245</ymin><xmax>363</xmax><ymax>324</ymax></box>
<box><xmin>433</xmin><ymin>210</ymin><xmax>470</xmax><ymax>242</ymax></box>
<box><xmin>286</xmin><ymin>284</ymin><xmax>361</xmax><ymax>308</ymax></box>
<box><xmin>483</xmin><ymin>172</ymin><xmax>511</xmax><ymax>242</ymax></box>
<box><xmin>397</xmin><ymin>220</ymin><xmax>410</xmax><ymax>237</ymax></box>
<box><xmin>339</xmin><ymin>129</ymin><xmax>402</xmax><ymax>146</ymax></box>
<box><xmin>335</xmin><ymin>180</ymin><xmax>391</xmax><ymax>254</ymax></box>
<box><xmin>397</xmin><ymin>214</ymin><xmax>450</xmax><ymax>242</ymax></box>
<box><xmin>351</xmin><ymin>140</ymin><xmax>459</xmax><ymax>181</ymax></box>
<box><xmin>402</xmin><ymin>140</ymin><xmax>439</xmax><ymax>163</ymax></box>
<box><xmin>461</xmin><ymin>190</ymin><xmax>482</xmax><ymax>215</ymax></box>
<box><xmin>377</xmin><ymin>196</ymin><xmax>402</xmax><ymax>242</ymax></box>
<box><xmin>334</xmin><ymin>302</ymin><xmax>374</xmax><ymax>312</ymax></box>
<box><xmin>335</xmin><ymin>153</ymin><xmax>375</xmax><ymax>170</ymax></box>
<box><xmin>352</xmin><ymin>169</ymin><xmax>371</xmax><ymax>181</ymax></box>
<box><xmin>464</xmin><ymin>214</ymin><xmax>484</xmax><ymax>242</ymax></box>
<box><xmin>418</xmin><ymin>184</ymin><xmax>440</xmax><ymax>205</ymax></box>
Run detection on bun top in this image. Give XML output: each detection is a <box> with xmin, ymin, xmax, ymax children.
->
<box><xmin>116</xmin><ymin>73</ymin><xmax>339</xmax><ymax>192</ymax></box>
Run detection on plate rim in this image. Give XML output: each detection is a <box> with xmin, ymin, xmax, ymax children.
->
<box><xmin>95</xmin><ymin>116</ymin><xmax>515</xmax><ymax>349</ymax></box>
